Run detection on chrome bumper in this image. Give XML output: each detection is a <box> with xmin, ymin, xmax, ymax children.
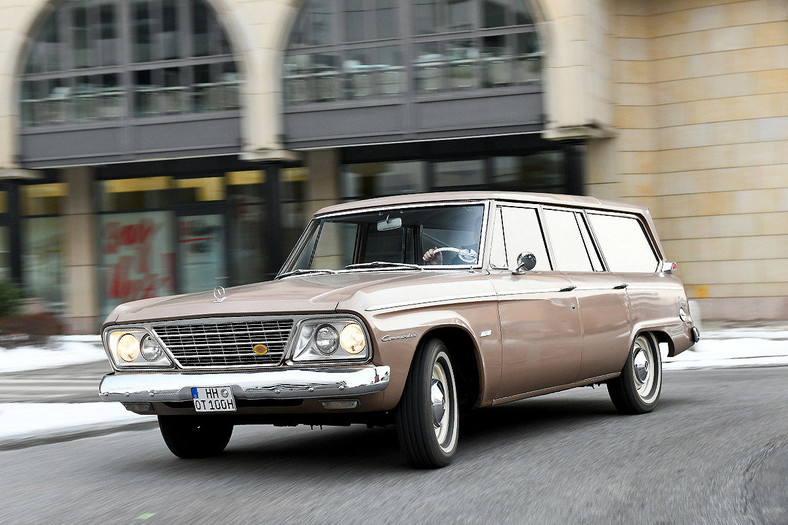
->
<box><xmin>98</xmin><ymin>366</ymin><xmax>390</xmax><ymax>403</ymax></box>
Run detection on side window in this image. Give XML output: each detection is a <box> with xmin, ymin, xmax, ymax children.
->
<box><xmin>490</xmin><ymin>206</ymin><xmax>551</xmax><ymax>270</ymax></box>
<box><xmin>543</xmin><ymin>209</ymin><xmax>593</xmax><ymax>272</ymax></box>
<box><xmin>588</xmin><ymin>213</ymin><xmax>659</xmax><ymax>272</ymax></box>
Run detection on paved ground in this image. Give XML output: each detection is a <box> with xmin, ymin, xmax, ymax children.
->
<box><xmin>0</xmin><ymin>360</ymin><xmax>110</xmax><ymax>403</ymax></box>
<box><xmin>1</xmin><ymin>367</ymin><xmax>786</xmax><ymax>524</ymax></box>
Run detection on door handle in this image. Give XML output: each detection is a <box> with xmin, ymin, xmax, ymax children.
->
<box><xmin>559</xmin><ymin>285</ymin><xmax>576</xmax><ymax>292</ymax></box>
<box><xmin>613</xmin><ymin>283</ymin><xmax>628</xmax><ymax>290</ymax></box>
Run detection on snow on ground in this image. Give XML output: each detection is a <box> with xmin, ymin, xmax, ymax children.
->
<box><xmin>0</xmin><ymin>326</ymin><xmax>786</xmax><ymax>448</ymax></box>
<box><xmin>0</xmin><ymin>403</ymin><xmax>155</xmax><ymax>443</ymax></box>
<box><xmin>664</xmin><ymin>336</ymin><xmax>788</xmax><ymax>370</ymax></box>
<box><xmin>0</xmin><ymin>335</ymin><xmax>105</xmax><ymax>373</ymax></box>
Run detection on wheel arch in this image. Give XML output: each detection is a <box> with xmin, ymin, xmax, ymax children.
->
<box><xmin>419</xmin><ymin>326</ymin><xmax>482</xmax><ymax>410</ymax></box>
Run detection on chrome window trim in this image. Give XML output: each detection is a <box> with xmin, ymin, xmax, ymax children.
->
<box><xmin>280</xmin><ymin>200</ymin><xmax>490</xmax><ymax>275</ymax></box>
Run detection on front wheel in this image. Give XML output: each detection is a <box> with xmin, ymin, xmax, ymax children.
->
<box><xmin>607</xmin><ymin>332</ymin><xmax>662</xmax><ymax>414</ymax></box>
<box><xmin>158</xmin><ymin>415</ymin><xmax>233</xmax><ymax>459</ymax></box>
<box><xmin>395</xmin><ymin>339</ymin><xmax>459</xmax><ymax>468</ymax></box>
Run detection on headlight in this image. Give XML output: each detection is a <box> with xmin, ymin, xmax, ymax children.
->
<box><xmin>291</xmin><ymin>318</ymin><xmax>370</xmax><ymax>362</ymax></box>
<box><xmin>105</xmin><ymin>329</ymin><xmax>172</xmax><ymax>368</ymax></box>
<box><xmin>340</xmin><ymin>323</ymin><xmax>366</xmax><ymax>354</ymax></box>
<box><xmin>315</xmin><ymin>325</ymin><xmax>339</xmax><ymax>355</ymax></box>
<box><xmin>141</xmin><ymin>335</ymin><xmax>163</xmax><ymax>361</ymax></box>
<box><xmin>117</xmin><ymin>333</ymin><xmax>140</xmax><ymax>362</ymax></box>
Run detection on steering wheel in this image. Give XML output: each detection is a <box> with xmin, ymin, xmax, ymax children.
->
<box><xmin>432</xmin><ymin>247</ymin><xmax>478</xmax><ymax>263</ymax></box>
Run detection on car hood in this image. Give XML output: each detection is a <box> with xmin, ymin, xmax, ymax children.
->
<box><xmin>105</xmin><ymin>270</ymin><xmax>495</xmax><ymax>325</ymax></box>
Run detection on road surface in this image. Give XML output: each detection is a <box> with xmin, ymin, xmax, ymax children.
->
<box><xmin>1</xmin><ymin>367</ymin><xmax>786</xmax><ymax>524</ymax></box>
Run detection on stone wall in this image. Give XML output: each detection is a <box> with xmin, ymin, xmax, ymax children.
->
<box><xmin>603</xmin><ymin>0</ymin><xmax>787</xmax><ymax>319</ymax></box>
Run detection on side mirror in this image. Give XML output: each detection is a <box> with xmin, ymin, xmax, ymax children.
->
<box><xmin>514</xmin><ymin>252</ymin><xmax>537</xmax><ymax>274</ymax></box>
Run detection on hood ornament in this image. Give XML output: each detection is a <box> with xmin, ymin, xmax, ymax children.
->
<box><xmin>213</xmin><ymin>286</ymin><xmax>227</xmax><ymax>303</ymax></box>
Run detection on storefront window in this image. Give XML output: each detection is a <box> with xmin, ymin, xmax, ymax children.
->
<box><xmin>342</xmin><ymin>161</ymin><xmax>427</xmax><ymax>198</ymax></box>
<box><xmin>0</xmin><ymin>226</ymin><xmax>10</xmax><ymax>282</ymax></box>
<box><xmin>99</xmin><ymin>175</ymin><xmax>226</xmax><ymax>211</ymax></box>
<box><xmin>178</xmin><ymin>215</ymin><xmax>226</xmax><ymax>293</ymax></box>
<box><xmin>491</xmin><ymin>152</ymin><xmax>563</xmax><ymax>192</ymax></box>
<box><xmin>21</xmin><ymin>183</ymin><xmax>67</xmax><ymax>216</ymax></box>
<box><xmin>227</xmin><ymin>170</ymin><xmax>265</xmax><ymax>205</ymax></box>
<box><xmin>229</xmin><ymin>204</ymin><xmax>267</xmax><ymax>284</ymax></box>
<box><xmin>433</xmin><ymin>160</ymin><xmax>485</xmax><ymax>188</ymax></box>
<box><xmin>280</xmin><ymin>167</ymin><xmax>310</xmax><ymax>258</ymax></box>
<box><xmin>23</xmin><ymin>217</ymin><xmax>64</xmax><ymax>312</ymax></box>
<box><xmin>100</xmin><ymin>211</ymin><xmax>175</xmax><ymax>317</ymax></box>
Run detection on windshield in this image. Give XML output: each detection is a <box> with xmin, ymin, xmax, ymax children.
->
<box><xmin>281</xmin><ymin>204</ymin><xmax>485</xmax><ymax>274</ymax></box>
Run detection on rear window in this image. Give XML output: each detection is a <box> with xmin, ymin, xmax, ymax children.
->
<box><xmin>589</xmin><ymin>213</ymin><xmax>658</xmax><ymax>273</ymax></box>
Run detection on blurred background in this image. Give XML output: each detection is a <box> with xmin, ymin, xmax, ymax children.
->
<box><xmin>0</xmin><ymin>0</ymin><xmax>784</xmax><ymax>333</ymax></box>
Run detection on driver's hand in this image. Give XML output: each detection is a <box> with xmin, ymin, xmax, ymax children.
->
<box><xmin>423</xmin><ymin>247</ymin><xmax>443</xmax><ymax>265</ymax></box>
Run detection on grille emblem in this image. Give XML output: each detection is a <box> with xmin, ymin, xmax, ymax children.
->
<box><xmin>213</xmin><ymin>286</ymin><xmax>226</xmax><ymax>303</ymax></box>
<box><xmin>253</xmin><ymin>344</ymin><xmax>269</xmax><ymax>356</ymax></box>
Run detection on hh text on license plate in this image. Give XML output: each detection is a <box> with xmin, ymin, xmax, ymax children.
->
<box><xmin>191</xmin><ymin>386</ymin><xmax>236</xmax><ymax>412</ymax></box>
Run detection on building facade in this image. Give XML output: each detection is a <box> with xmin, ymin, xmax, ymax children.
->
<box><xmin>0</xmin><ymin>0</ymin><xmax>784</xmax><ymax>332</ymax></box>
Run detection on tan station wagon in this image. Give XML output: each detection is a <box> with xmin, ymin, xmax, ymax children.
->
<box><xmin>99</xmin><ymin>191</ymin><xmax>699</xmax><ymax>468</ymax></box>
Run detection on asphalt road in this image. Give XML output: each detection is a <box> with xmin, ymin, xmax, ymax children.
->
<box><xmin>1</xmin><ymin>367</ymin><xmax>786</xmax><ymax>524</ymax></box>
<box><xmin>0</xmin><ymin>360</ymin><xmax>111</xmax><ymax>403</ymax></box>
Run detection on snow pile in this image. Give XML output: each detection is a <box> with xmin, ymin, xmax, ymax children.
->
<box><xmin>664</xmin><ymin>329</ymin><xmax>788</xmax><ymax>370</ymax></box>
<box><xmin>0</xmin><ymin>403</ymin><xmax>155</xmax><ymax>441</ymax></box>
<box><xmin>0</xmin><ymin>335</ymin><xmax>105</xmax><ymax>373</ymax></box>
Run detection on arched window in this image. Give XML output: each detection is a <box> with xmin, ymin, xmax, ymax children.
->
<box><xmin>20</xmin><ymin>0</ymin><xmax>240</xmax><ymax>127</ymax></box>
<box><xmin>283</xmin><ymin>0</ymin><xmax>542</xmax><ymax>105</ymax></box>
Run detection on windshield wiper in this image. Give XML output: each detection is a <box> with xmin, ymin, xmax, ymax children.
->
<box><xmin>344</xmin><ymin>261</ymin><xmax>424</xmax><ymax>271</ymax></box>
<box><xmin>276</xmin><ymin>268</ymin><xmax>337</xmax><ymax>279</ymax></box>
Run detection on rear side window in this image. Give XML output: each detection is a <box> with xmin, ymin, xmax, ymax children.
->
<box><xmin>543</xmin><ymin>209</ymin><xmax>595</xmax><ymax>272</ymax></box>
<box><xmin>589</xmin><ymin>213</ymin><xmax>658</xmax><ymax>272</ymax></box>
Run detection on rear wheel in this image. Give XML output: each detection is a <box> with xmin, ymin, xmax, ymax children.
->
<box><xmin>607</xmin><ymin>332</ymin><xmax>662</xmax><ymax>414</ymax></box>
<box><xmin>158</xmin><ymin>415</ymin><xmax>233</xmax><ymax>459</ymax></box>
<box><xmin>395</xmin><ymin>338</ymin><xmax>459</xmax><ymax>468</ymax></box>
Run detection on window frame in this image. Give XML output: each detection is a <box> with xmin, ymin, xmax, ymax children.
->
<box><xmin>585</xmin><ymin>211</ymin><xmax>661</xmax><ymax>274</ymax></box>
<box><xmin>489</xmin><ymin>203</ymin><xmax>552</xmax><ymax>272</ymax></box>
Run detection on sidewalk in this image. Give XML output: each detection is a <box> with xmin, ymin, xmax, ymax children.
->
<box><xmin>1</xmin><ymin>323</ymin><xmax>787</xmax><ymax>450</ymax></box>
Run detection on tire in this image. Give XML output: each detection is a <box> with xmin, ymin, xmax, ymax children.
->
<box><xmin>158</xmin><ymin>415</ymin><xmax>233</xmax><ymax>459</ymax></box>
<box><xmin>607</xmin><ymin>332</ymin><xmax>662</xmax><ymax>414</ymax></box>
<box><xmin>395</xmin><ymin>338</ymin><xmax>459</xmax><ymax>468</ymax></box>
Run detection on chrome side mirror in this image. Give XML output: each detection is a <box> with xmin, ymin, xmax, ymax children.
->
<box><xmin>514</xmin><ymin>252</ymin><xmax>537</xmax><ymax>274</ymax></box>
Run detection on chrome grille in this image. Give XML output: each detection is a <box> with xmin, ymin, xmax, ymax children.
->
<box><xmin>152</xmin><ymin>319</ymin><xmax>294</xmax><ymax>368</ymax></box>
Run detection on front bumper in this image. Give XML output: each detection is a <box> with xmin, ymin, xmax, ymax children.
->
<box><xmin>98</xmin><ymin>365</ymin><xmax>390</xmax><ymax>403</ymax></box>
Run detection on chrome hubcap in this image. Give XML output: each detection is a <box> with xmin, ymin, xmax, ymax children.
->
<box><xmin>431</xmin><ymin>360</ymin><xmax>451</xmax><ymax>445</ymax></box>
<box><xmin>431</xmin><ymin>379</ymin><xmax>446</xmax><ymax>427</ymax></box>
<box><xmin>633</xmin><ymin>349</ymin><xmax>649</xmax><ymax>382</ymax></box>
<box><xmin>632</xmin><ymin>335</ymin><xmax>656</xmax><ymax>398</ymax></box>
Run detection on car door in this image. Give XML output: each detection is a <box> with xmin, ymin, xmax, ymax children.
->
<box><xmin>488</xmin><ymin>205</ymin><xmax>583</xmax><ymax>400</ymax></box>
<box><xmin>541</xmin><ymin>208</ymin><xmax>631</xmax><ymax>381</ymax></box>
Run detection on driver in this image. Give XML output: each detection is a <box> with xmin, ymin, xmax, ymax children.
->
<box><xmin>423</xmin><ymin>247</ymin><xmax>444</xmax><ymax>265</ymax></box>
<box><xmin>422</xmin><ymin>212</ymin><xmax>482</xmax><ymax>265</ymax></box>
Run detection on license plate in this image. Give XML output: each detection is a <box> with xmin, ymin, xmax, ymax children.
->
<box><xmin>191</xmin><ymin>386</ymin><xmax>236</xmax><ymax>412</ymax></box>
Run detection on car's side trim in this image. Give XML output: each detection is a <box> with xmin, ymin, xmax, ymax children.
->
<box><xmin>365</xmin><ymin>293</ymin><xmax>497</xmax><ymax>312</ymax></box>
<box><xmin>98</xmin><ymin>365</ymin><xmax>390</xmax><ymax>402</ymax></box>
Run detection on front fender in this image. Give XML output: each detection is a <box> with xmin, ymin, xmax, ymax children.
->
<box><xmin>355</xmin><ymin>299</ymin><xmax>502</xmax><ymax>410</ymax></box>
